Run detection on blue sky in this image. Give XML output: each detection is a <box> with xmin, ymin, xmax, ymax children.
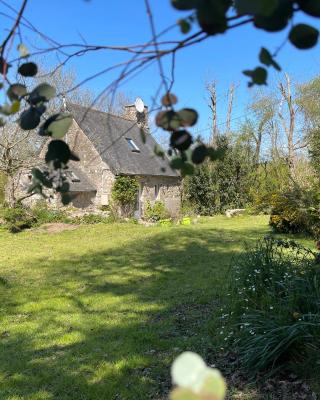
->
<box><xmin>2</xmin><ymin>0</ymin><xmax>320</xmax><ymax>140</ymax></box>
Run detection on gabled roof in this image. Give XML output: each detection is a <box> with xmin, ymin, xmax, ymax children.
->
<box><xmin>67</xmin><ymin>103</ymin><xmax>179</xmax><ymax>178</ymax></box>
<box><xmin>66</xmin><ymin>163</ymin><xmax>96</xmax><ymax>192</ymax></box>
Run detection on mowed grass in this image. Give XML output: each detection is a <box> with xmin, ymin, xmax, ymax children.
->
<box><xmin>0</xmin><ymin>215</ymin><xmax>311</xmax><ymax>400</ymax></box>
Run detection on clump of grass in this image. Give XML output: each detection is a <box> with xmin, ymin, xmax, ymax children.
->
<box><xmin>221</xmin><ymin>237</ymin><xmax>320</xmax><ymax>377</ymax></box>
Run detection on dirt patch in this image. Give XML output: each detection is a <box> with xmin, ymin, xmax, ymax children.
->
<box><xmin>35</xmin><ymin>223</ymin><xmax>79</xmax><ymax>234</ymax></box>
<box><xmin>213</xmin><ymin>352</ymin><xmax>318</xmax><ymax>400</ymax></box>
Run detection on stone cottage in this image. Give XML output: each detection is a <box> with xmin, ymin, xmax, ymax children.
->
<box><xmin>19</xmin><ymin>102</ymin><xmax>181</xmax><ymax>218</ymax></box>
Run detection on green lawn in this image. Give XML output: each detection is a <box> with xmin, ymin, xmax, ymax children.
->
<box><xmin>0</xmin><ymin>216</ymin><xmax>313</xmax><ymax>399</ymax></box>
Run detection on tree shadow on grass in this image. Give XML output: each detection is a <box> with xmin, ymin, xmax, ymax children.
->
<box><xmin>0</xmin><ymin>223</ymin><xmax>270</xmax><ymax>400</ymax></box>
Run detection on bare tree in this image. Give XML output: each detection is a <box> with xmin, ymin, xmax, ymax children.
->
<box><xmin>225</xmin><ymin>83</ymin><xmax>235</xmax><ymax>138</ymax></box>
<box><xmin>0</xmin><ymin>123</ymin><xmax>40</xmax><ymax>205</ymax></box>
<box><xmin>206</xmin><ymin>81</ymin><xmax>218</xmax><ymax>147</ymax></box>
<box><xmin>248</xmin><ymin>93</ymin><xmax>275</xmax><ymax>163</ymax></box>
<box><xmin>36</xmin><ymin>63</ymin><xmax>133</xmax><ymax>115</ymax></box>
<box><xmin>278</xmin><ymin>74</ymin><xmax>307</xmax><ymax>179</ymax></box>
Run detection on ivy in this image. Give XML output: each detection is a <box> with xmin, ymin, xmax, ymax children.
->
<box><xmin>111</xmin><ymin>176</ymin><xmax>139</xmax><ymax>217</ymax></box>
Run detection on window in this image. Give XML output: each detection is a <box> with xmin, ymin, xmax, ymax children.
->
<box><xmin>126</xmin><ymin>138</ymin><xmax>140</xmax><ymax>152</ymax></box>
<box><xmin>65</xmin><ymin>170</ymin><xmax>80</xmax><ymax>182</ymax></box>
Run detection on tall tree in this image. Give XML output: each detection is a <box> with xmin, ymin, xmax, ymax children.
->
<box><xmin>278</xmin><ymin>74</ymin><xmax>308</xmax><ymax>179</ymax></box>
<box><xmin>206</xmin><ymin>81</ymin><xmax>218</xmax><ymax>148</ymax></box>
<box><xmin>247</xmin><ymin>93</ymin><xmax>275</xmax><ymax>163</ymax></box>
<box><xmin>296</xmin><ymin>76</ymin><xmax>320</xmax><ymax>173</ymax></box>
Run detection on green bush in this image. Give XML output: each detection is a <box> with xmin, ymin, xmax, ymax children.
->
<box><xmin>111</xmin><ymin>176</ymin><xmax>139</xmax><ymax>217</ymax></box>
<box><xmin>183</xmin><ymin>136</ymin><xmax>255</xmax><ymax>215</ymax></box>
<box><xmin>269</xmin><ymin>188</ymin><xmax>320</xmax><ymax>237</ymax></box>
<box><xmin>70</xmin><ymin>213</ymin><xmax>110</xmax><ymax>225</ymax></box>
<box><xmin>1</xmin><ymin>206</ymin><xmax>35</xmax><ymax>233</ymax></box>
<box><xmin>32</xmin><ymin>203</ymin><xmax>69</xmax><ymax>225</ymax></box>
<box><xmin>144</xmin><ymin>200</ymin><xmax>169</xmax><ymax>222</ymax></box>
<box><xmin>221</xmin><ymin>237</ymin><xmax>320</xmax><ymax>377</ymax></box>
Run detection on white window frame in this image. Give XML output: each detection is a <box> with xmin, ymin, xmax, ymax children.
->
<box><xmin>126</xmin><ymin>138</ymin><xmax>140</xmax><ymax>152</ymax></box>
<box><xmin>65</xmin><ymin>170</ymin><xmax>80</xmax><ymax>182</ymax></box>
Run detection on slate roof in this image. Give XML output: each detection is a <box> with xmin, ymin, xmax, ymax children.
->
<box><xmin>35</xmin><ymin>162</ymin><xmax>96</xmax><ymax>192</ymax></box>
<box><xmin>67</xmin><ymin>103</ymin><xmax>179</xmax><ymax>178</ymax></box>
<box><xmin>66</xmin><ymin>163</ymin><xmax>96</xmax><ymax>192</ymax></box>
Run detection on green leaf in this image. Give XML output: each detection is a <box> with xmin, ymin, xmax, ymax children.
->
<box><xmin>18</xmin><ymin>62</ymin><xmax>38</xmax><ymax>77</ymax></box>
<box><xmin>61</xmin><ymin>192</ymin><xmax>72</xmax><ymax>205</ymax></box>
<box><xmin>29</xmin><ymin>83</ymin><xmax>56</xmax><ymax>104</ymax></box>
<box><xmin>19</xmin><ymin>107</ymin><xmax>40</xmax><ymax>130</ymax></box>
<box><xmin>7</xmin><ymin>83</ymin><xmax>27</xmax><ymax>101</ymax></box>
<box><xmin>156</xmin><ymin>110</ymin><xmax>182</xmax><ymax>131</ymax></box>
<box><xmin>0</xmin><ymin>118</ymin><xmax>5</xmax><ymax>127</ymax></box>
<box><xmin>17</xmin><ymin>43</ymin><xmax>29</xmax><ymax>58</ymax></box>
<box><xmin>196</xmin><ymin>0</ymin><xmax>229</xmax><ymax>35</ymax></box>
<box><xmin>171</xmin><ymin>0</ymin><xmax>199</xmax><ymax>10</ymax></box>
<box><xmin>254</xmin><ymin>0</ymin><xmax>293</xmax><ymax>32</ymax></box>
<box><xmin>243</xmin><ymin>67</ymin><xmax>267</xmax><ymax>87</ymax></box>
<box><xmin>10</xmin><ymin>100</ymin><xmax>20</xmax><ymax>114</ymax></box>
<box><xmin>170</xmin><ymin>157</ymin><xmax>185</xmax><ymax>169</ymax></box>
<box><xmin>154</xmin><ymin>144</ymin><xmax>165</xmax><ymax>159</ymax></box>
<box><xmin>45</xmin><ymin>139</ymin><xmax>72</xmax><ymax>166</ymax></box>
<box><xmin>192</xmin><ymin>144</ymin><xmax>207</xmax><ymax>164</ymax></box>
<box><xmin>56</xmin><ymin>181</ymin><xmax>70</xmax><ymax>193</ymax></box>
<box><xmin>39</xmin><ymin>113</ymin><xmax>72</xmax><ymax>139</ymax></box>
<box><xmin>207</xmin><ymin>147</ymin><xmax>226</xmax><ymax>161</ymax></box>
<box><xmin>170</xmin><ymin>388</ymin><xmax>199</xmax><ymax>400</ymax></box>
<box><xmin>0</xmin><ymin>57</ymin><xmax>11</xmax><ymax>75</ymax></box>
<box><xmin>297</xmin><ymin>0</ymin><xmax>320</xmax><ymax>17</ymax></box>
<box><xmin>178</xmin><ymin>108</ymin><xmax>198</xmax><ymax>127</ymax></box>
<box><xmin>259</xmin><ymin>47</ymin><xmax>281</xmax><ymax>71</ymax></box>
<box><xmin>235</xmin><ymin>0</ymin><xmax>278</xmax><ymax>16</ymax></box>
<box><xmin>70</xmin><ymin>151</ymin><xmax>80</xmax><ymax>162</ymax></box>
<box><xmin>289</xmin><ymin>24</ymin><xmax>319</xmax><ymax>50</ymax></box>
<box><xmin>170</xmin><ymin>130</ymin><xmax>193</xmax><ymax>150</ymax></box>
<box><xmin>0</xmin><ymin>101</ymin><xmax>20</xmax><ymax>116</ymax></box>
<box><xmin>31</xmin><ymin>168</ymin><xmax>52</xmax><ymax>188</ymax></box>
<box><xmin>200</xmin><ymin>372</ymin><xmax>227</xmax><ymax>399</ymax></box>
<box><xmin>181</xmin><ymin>162</ymin><xmax>195</xmax><ymax>176</ymax></box>
<box><xmin>161</xmin><ymin>92</ymin><xmax>178</xmax><ymax>106</ymax></box>
<box><xmin>178</xmin><ymin>19</ymin><xmax>191</xmax><ymax>34</ymax></box>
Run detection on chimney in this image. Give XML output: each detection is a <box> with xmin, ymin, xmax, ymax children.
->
<box><xmin>124</xmin><ymin>101</ymin><xmax>149</xmax><ymax>132</ymax></box>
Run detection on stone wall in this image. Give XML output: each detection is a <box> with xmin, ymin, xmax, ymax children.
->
<box><xmin>36</xmin><ymin>121</ymin><xmax>115</xmax><ymax>209</ymax></box>
<box><xmin>137</xmin><ymin>175</ymin><xmax>181</xmax><ymax>217</ymax></box>
<box><xmin>66</xmin><ymin>121</ymin><xmax>114</xmax><ymax>206</ymax></box>
<box><xmin>70</xmin><ymin>191</ymin><xmax>96</xmax><ymax>208</ymax></box>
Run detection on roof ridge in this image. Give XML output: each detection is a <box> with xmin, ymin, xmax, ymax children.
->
<box><xmin>66</xmin><ymin>102</ymin><xmax>138</xmax><ymax>124</ymax></box>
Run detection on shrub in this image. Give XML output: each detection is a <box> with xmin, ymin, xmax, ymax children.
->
<box><xmin>269</xmin><ymin>187</ymin><xmax>320</xmax><ymax>237</ymax></box>
<box><xmin>144</xmin><ymin>200</ymin><xmax>169</xmax><ymax>222</ymax></box>
<box><xmin>70</xmin><ymin>213</ymin><xmax>110</xmax><ymax>225</ymax></box>
<box><xmin>183</xmin><ymin>136</ymin><xmax>255</xmax><ymax>215</ymax></box>
<box><xmin>1</xmin><ymin>206</ymin><xmax>35</xmax><ymax>233</ymax></box>
<box><xmin>111</xmin><ymin>176</ymin><xmax>139</xmax><ymax>217</ymax></box>
<box><xmin>221</xmin><ymin>237</ymin><xmax>320</xmax><ymax>377</ymax></box>
<box><xmin>31</xmin><ymin>203</ymin><xmax>69</xmax><ymax>225</ymax></box>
